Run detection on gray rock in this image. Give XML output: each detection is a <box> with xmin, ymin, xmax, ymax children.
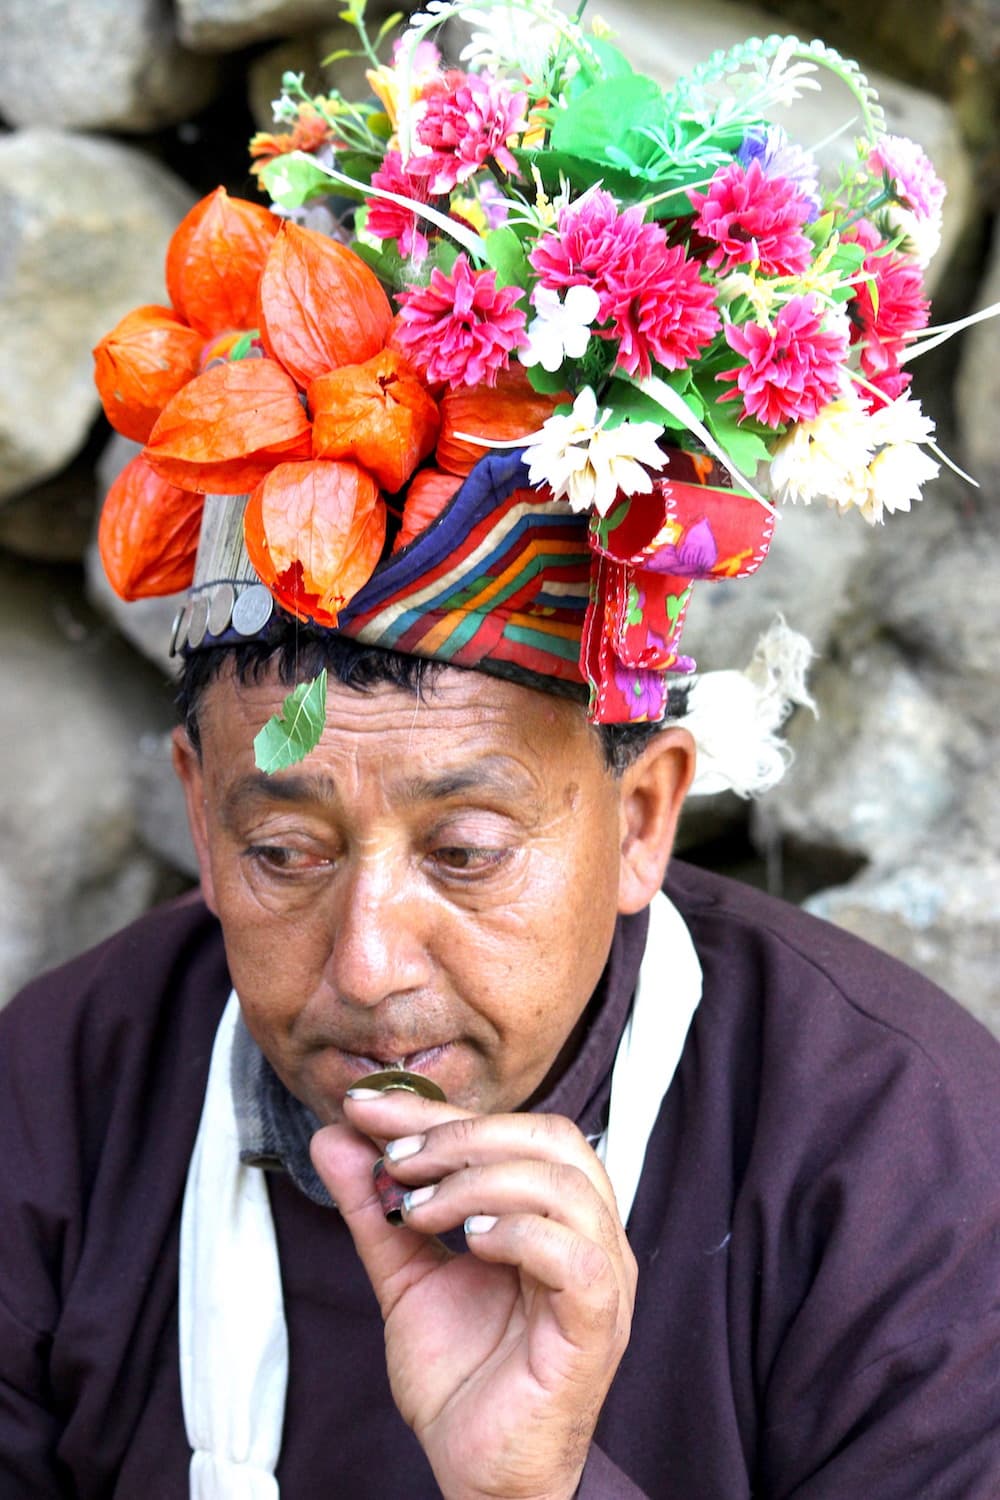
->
<box><xmin>0</xmin><ymin>0</ymin><xmax>219</xmax><ymax>132</ymax></box>
<box><xmin>0</xmin><ymin>130</ymin><xmax>194</xmax><ymax>504</ymax></box>
<box><xmin>752</xmin><ymin>638</ymin><xmax>971</xmax><ymax>866</ymax></box>
<box><xmin>0</xmin><ymin>463</ymin><xmax>97</xmax><ymax>565</ymax></box>
<box><xmin>955</xmin><ymin>227</ymin><xmax>1000</xmax><ymax>497</ymax></box>
<box><xmin>0</xmin><ymin>556</ymin><xmax>184</xmax><ymax>1006</ymax></box>
<box><xmin>179</xmin><ymin>0</ymin><xmax>377</xmax><ymax>52</ymax></box>
<box><xmin>681</xmin><ymin>500</ymin><xmax>873</xmax><ymax>674</ymax></box>
<box><xmin>132</xmin><ymin>732</ymin><xmax>200</xmax><ymax>880</ymax></box>
<box><xmin>805</xmin><ymin>840</ymin><xmax>1000</xmax><ymax>1034</ymax></box>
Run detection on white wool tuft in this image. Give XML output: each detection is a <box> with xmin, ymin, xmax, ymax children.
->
<box><xmin>676</xmin><ymin>618</ymin><xmax>816</xmax><ymax>798</ymax></box>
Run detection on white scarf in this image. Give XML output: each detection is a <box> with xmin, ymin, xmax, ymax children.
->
<box><xmin>179</xmin><ymin>889</ymin><xmax>702</xmax><ymax>1496</ymax></box>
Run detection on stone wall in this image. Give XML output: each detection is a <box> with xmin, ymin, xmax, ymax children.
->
<box><xmin>1</xmin><ymin>0</ymin><xmax>997</xmax><ymax>1022</ymax></box>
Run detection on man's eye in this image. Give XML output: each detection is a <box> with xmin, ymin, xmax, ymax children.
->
<box><xmin>246</xmin><ymin>845</ymin><xmax>329</xmax><ymax>874</ymax></box>
<box><xmin>430</xmin><ymin>846</ymin><xmax>507</xmax><ymax>874</ymax></box>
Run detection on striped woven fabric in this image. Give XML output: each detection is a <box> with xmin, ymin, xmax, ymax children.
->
<box><xmin>339</xmin><ymin>450</ymin><xmax>592</xmax><ymax>687</ymax></box>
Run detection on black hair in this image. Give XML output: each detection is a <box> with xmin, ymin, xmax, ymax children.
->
<box><xmin>175</xmin><ymin>625</ymin><xmax>680</xmax><ymax>775</ymax></box>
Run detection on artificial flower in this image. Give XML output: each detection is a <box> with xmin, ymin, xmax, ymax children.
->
<box><xmin>365</xmin><ymin>149</ymin><xmax>434</xmax><ymax>264</ymax></box>
<box><xmin>849</xmin><ymin>394</ymin><xmax>940</xmax><ymax>524</ymax></box>
<box><xmin>689</xmin><ymin>159</ymin><xmax>814</xmax><ymax>276</ymax></box>
<box><xmin>737</xmin><ymin>125</ymin><xmax>821</xmax><ymax>217</ymax></box>
<box><xmin>521</xmin><ymin>284</ymin><xmax>600</xmax><ymax>372</ymax></box>
<box><xmin>721</xmin><ymin>296</ymin><xmax>848</xmax><ymax>427</ymax></box>
<box><xmin>523</xmin><ymin>386</ymin><xmax>666</xmax><ymax>515</ymax></box>
<box><xmin>394</xmin><ymin>254</ymin><xmax>528</xmax><ymax>387</ymax></box>
<box><xmin>768</xmin><ymin>390</ymin><xmax>873</xmax><ymax>508</ymax></box>
<box><xmin>366</xmin><ymin>39</ymin><xmax>443</xmax><ymax>131</ymax></box>
<box><xmin>866</xmin><ymin>133</ymin><xmax>946</xmax><ymax>223</ymax></box>
<box><xmin>249</xmin><ymin>102</ymin><xmax>339</xmax><ymax>172</ymax></box>
<box><xmin>845</xmin><ymin>220</ymin><xmax>929</xmax><ymax>405</ymax></box>
<box><xmin>411</xmin><ymin>70</ymin><xmax>528</xmax><ymax>194</ymax></box>
<box><xmin>612</xmin><ymin>245</ymin><xmax>721</xmax><ymax>379</ymax></box>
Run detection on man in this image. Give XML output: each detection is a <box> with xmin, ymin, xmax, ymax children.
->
<box><xmin>4</xmin><ymin>6</ymin><xmax>1000</xmax><ymax>1492</ymax></box>
<box><xmin>3</xmin><ymin>613</ymin><xmax>1000</xmax><ymax>1497</ymax></box>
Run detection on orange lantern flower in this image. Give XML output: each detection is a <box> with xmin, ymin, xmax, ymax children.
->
<box><xmin>93</xmin><ymin>188</ymin><xmax>281</xmax><ymax>444</ymax></box>
<box><xmin>436</xmin><ymin>365</ymin><xmax>565</xmax><ymax>476</ymax></box>
<box><xmin>166</xmin><ymin>187</ymin><xmax>280</xmax><ymax>338</ymax></box>
<box><xmin>93</xmin><ymin>305</ymin><xmax>205</xmax><ymax>443</ymax></box>
<box><xmin>244</xmin><ymin>460</ymin><xmax>386</xmax><ymax>626</ymax></box>
<box><xmin>310</xmin><ymin>349</ymin><xmax>440</xmax><ymax>493</ymax></box>
<box><xmin>393</xmin><ymin>468</ymin><xmax>463</xmax><ymax>551</ymax></box>
<box><xmin>257</xmin><ymin>223</ymin><xmax>393</xmax><ymax>387</ymax></box>
<box><xmin>98</xmin><ymin>454</ymin><xmax>204</xmax><ymax>600</ymax></box>
<box><xmin>144</xmin><ymin>358</ymin><xmax>313</xmax><ymax>494</ymax></box>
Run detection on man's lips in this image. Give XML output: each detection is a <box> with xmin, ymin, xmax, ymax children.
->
<box><xmin>335</xmin><ymin>1041</ymin><xmax>455</xmax><ymax>1076</ymax></box>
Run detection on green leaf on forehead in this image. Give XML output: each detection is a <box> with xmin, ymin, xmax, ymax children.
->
<box><xmin>254</xmin><ymin>670</ymin><xmax>329</xmax><ymax>774</ymax></box>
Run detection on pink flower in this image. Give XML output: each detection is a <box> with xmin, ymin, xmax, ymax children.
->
<box><xmin>844</xmin><ymin>220</ymin><xmax>929</xmax><ymax>407</ymax></box>
<box><xmin>530</xmin><ymin>190</ymin><xmax>663</xmax><ymax>307</ymax></box>
<box><xmin>366</xmin><ymin>150</ymin><xmax>434</xmax><ymax>264</ymax></box>
<box><xmin>866</xmin><ymin>134</ymin><xmax>945</xmax><ymax>222</ymax></box>
<box><xmin>394</xmin><ymin>254</ymin><xmax>527</xmax><ymax>387</ymax></box>
<box><xmin>614</xmin><ymin>246</ymin><xmax>720</xmax><ymax>379</ymax></box>
<box><xmin>720</xmin><ymin>296</ymin><xmax>848</xmax><ymax>428</ymax></box>
<box><xmin>411</xmin><ymin>71</ymin><xmax>528</xmax><ymax>195</ymax></box>
<box><xmin>529</xmin><ymin>189</ymin><xmax>718</xmax><ymax>378</ymax></box>
<box><xmin>689</xmin><ymin>159</ymin><xmax>814</xmax><ymax>277</ymax></box>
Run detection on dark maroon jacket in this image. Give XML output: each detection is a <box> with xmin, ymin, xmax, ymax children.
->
<box><xmin>2</xmin><ymin>862</ymin><xmax>999</xmax><ymax>1498</ymax></box>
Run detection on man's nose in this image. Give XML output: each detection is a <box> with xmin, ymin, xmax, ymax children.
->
<box><xmin>327</xmin><ymin>856</ymin><xmax>434</xmax><ymax>1009</ymax></box>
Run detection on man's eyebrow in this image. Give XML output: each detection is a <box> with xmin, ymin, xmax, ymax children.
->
<box><xmin>401</xmin><ymin>759</ymin><xmax>528</xmax><ymax>803</ymax></box>
<box><xmin>221</xmin><ymin>772</ymin><xmax>339</xmax><ymax>821</ymax></box>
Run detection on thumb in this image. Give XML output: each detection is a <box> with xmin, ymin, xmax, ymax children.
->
<box><xmin>311</xmin><ymin>1123</ymin><xmax>448</xmax><ymax>1315</ymax></box>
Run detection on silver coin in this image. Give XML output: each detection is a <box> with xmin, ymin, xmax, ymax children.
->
<box><xmin>232</xmin><ymin>584</ymin><xmax>274</xmax><ymax>636</ymax></box>
<box><xmin>187</xmin><ymin>595</ymin><xmax>210</xmax><ymax>649</ymax></box>
<box><xmin>172</xmin><ymin>601</ymin><xmax>194</xmax><ymax>655</ymax></box>
<box><xmin>207</xmin><ymin>582</ymin><xmax>236</xmax><ymax>638</ymax></box>
<box><xmin>168</xmin><ymin>608</ymin><xmax>185</xmax><ymax>657</ymax></box>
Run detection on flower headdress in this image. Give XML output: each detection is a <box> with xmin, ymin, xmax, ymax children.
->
<box><xmin>93</xmin><ymin>0</ymin><xmax>995</xmax><ymax>769</ymax></box>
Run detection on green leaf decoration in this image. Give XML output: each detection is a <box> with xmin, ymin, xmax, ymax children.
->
<box><xmin>483</xmin><ymin>227</ymin><xmax>532</xmax><ymax>290</ymax></box>
<box><xmin>526</xmin><ymin>363</ymin><xmax>570</xmax><ymax>395</ymax></box>
<box><xmin>604</xmin><ymin>373</ymin><xmax>700</xmax><ymax>430</ymax></box>
<box><xmin>700</xmin><ymin>397</ymin><xmax>773</xmax><ymax>475</ymax></box>
<box><xmin>259</xmin><ymin>153</ymin><xmax>342</xmax><ymax>210</ymax></box>
<box><xmin>254</xmin><ymin>671</ymin><xmax>329</xmax><ymax>775</ymax></box>
<box><xmin>549</xmin><ymin>74</ymin><xmax>664</xmax><ymax>174</ymax></box>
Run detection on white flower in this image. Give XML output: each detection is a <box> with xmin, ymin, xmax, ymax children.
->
<box><xmin>883</xmin><ymin>203</ymin><xmax>942</xmax><ymax>269</ymax></box>
<box><xmin>520</xmin><ymin>285</ymin><xmax>601</xmax><ymax>373</ymax></box>
<box><xmin>523</xmin><ymin>387</ymin><xmax>666</xmax><ymax>515</ymax></box>
<box><xmin>459</xmin><ymin>6</ymin><xmax>563</xmax><ymax>76</ymax></box>
<box><xmin>770</xmin><ymin>388</ymin><xmax>939</xmax><ymax>524</ymax></box>
<box><xmin>768</xmin><ymin>389</ymin><xmax>872</xmax><ymax>508</ymax></box>
<box><xmin>856</xmin><ymin>394</ymin><xmax>939</xmax><ymax>522</ymax></box>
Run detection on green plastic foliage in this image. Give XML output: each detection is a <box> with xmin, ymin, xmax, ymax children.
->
<box><xmin>254</xmin><ymin>670</ymin><xmax>329</xmax><ymax>773</ymax></box>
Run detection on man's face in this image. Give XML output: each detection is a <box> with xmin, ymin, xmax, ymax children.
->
<box><xmin>176</xmin><ymin>663</ymin><xmax>687</xmax><ymax>1122</ymax></box>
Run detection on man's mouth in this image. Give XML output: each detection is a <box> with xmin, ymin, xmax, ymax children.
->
<box><xmin>336</xmin><ymin>1042</ymin><xmax>454</xmax><ymax>1076</ymax></box>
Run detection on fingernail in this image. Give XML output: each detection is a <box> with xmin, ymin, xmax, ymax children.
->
<box><xmin>346</xmin><ymin>1087</ymin><xmax>381</xmax><ymax>1100</ymax></box>
<box><xmin>385</xmin><ymin>1133</ymin><xmax>425</xmax><ymax>1162</ymax></box>
<box><xmin>465</xmin><ymin>1215</ymin><xmax>498</xmax><ymax>1235</ymax></box>
<box><xmin>402</xmin><ymin>1184</ymin><xmax>438</xmax><ymax>1212</ymax></box>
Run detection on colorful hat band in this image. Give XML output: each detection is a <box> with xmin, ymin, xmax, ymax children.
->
<box><xmin>175</xmin><ymin>446</ymin><xmax>774</xmax><ymax>724</ymax></box>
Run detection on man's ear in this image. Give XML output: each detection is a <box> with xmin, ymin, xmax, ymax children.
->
<box><xmin>171</xmin><ymin>726</ymin><xmax>219</xmax><ymax>915</ymax></box>
<box><xmin>616</xmin><ymin>727</ymin><xmax>696</xmax><ymax>915</ymax></box>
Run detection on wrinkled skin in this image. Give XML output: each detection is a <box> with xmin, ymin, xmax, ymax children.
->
<box><xmin>174</xmin><ymin>663</ymin><xmax>694</xmax><ymax>1500</ymax></box>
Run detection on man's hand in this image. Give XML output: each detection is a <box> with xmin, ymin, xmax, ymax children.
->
<box><xmin>311</xmin><ymin>1091</ymin><xmax>637</xmax><ymax>1500</ymax></box>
